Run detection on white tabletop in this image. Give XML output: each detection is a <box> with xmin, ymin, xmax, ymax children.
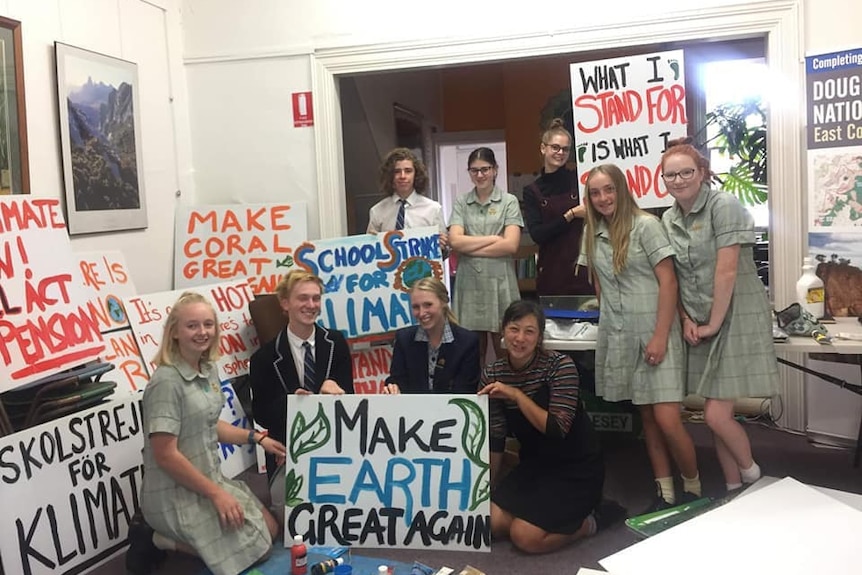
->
<box><xmin>544</xmin><ymin>317</ymin><xmax>862</xmax><ymax>355</ymax></box>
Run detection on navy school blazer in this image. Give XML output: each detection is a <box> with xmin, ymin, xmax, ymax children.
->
<box><xmin>385</xmin><ymin>323</ymin><xmax>481</xmax><ymax>394</ymax></box>
<box><xmin>249</xmin><ymin>324</ymin><xmax>353</xmax><ymax>444</ymax></box>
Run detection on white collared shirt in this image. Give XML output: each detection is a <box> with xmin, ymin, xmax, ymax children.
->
<box><xmin>366</xmin><ymin>190</ymin><xmax>446</xmax><ymax>234</ymax></box>
<box><xmin>286</xmin><ymin>326</ymin><xmax>315</xmax><ymax>385</ymax></box>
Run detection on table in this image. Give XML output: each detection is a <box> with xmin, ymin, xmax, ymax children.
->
<box><xmin>544</xmin><ymin>317</ymin><xmax>862</xmax><ymax>464</ymax></box>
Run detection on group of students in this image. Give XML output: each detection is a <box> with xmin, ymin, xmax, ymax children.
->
<box><xmin>125</xmin><ymin>121</ymin><xmax>780</xmax><ymax>575</ymax></box>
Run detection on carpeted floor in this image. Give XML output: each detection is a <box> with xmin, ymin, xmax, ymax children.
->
<box><xmin>102</xmin><ymin>420</ymin><xmax>862</xmax><ymax>575</ymax></box>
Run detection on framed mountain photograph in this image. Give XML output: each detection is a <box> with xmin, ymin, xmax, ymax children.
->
<box><xmin>55</xmin><ymin>42</ymin><xmax>147</xmax><ymax>234</ymax></box>
<box><xmin>0</xmin><ymin>16</ymin><xmax>29</xmax><ymax>195</ymax></box>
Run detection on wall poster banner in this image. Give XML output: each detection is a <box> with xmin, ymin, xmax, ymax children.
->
<box><xmin>805</xmin><ymin>48</ymin><xmax>862</xmax><ymax>316</ymax></box>
<box><xmin>571</xmin><ymin>49</ymin><xmax>687</xmax><ymax>208</ymax></box>
<box><xmin>0</xmin><ymin>197</ymin><xmax>105</xmax><ymax>392</ymax></box>
<box><xmin>283</xmin><ymin>395</ymin><xmax>490</xmax><ymax>551</ymax></box>
<box><xmin>0</xmin><ymin>395</ymin><xmax>144</xmax><ymax>575</ymax></box>
<box><xmin>174</xmin><ymin>203</ymin><xmax>308</xmax><ymax>295</ymax></box>
<box><xmin>75</xmin><ymin>250</ymin><xmax>136</xmax><ymax>334</ymax></box>
<box><xmin>290</xmin><ymin>228</ymin><xmax>444</xmax><ymax>339</ymax></box>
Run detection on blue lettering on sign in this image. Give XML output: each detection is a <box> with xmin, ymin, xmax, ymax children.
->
<box><xmin>323</xmin><ymin>292</ymin><xmax>413</xmax><ymax>338</ymax></box>
<box><xmin>308</xmin><ymin>456</ymin><xmax>472</xmax><ymax>524</ymax></box>
<box><xmin>295</xmin><ymin>233</ymin><xmax>440</xmax><ymax>276</ymax></box>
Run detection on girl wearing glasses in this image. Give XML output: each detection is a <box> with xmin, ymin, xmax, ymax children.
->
<box><xmin>522</xmin><ymin>118</ymin><xmax>594</xmax><ymax>296</ymax></box>
<box><xmin>660</xmin><ymin>138</ymin><xmax>779</xmax><ymax>494</ymax></box>
<box><xmin>449</xmin><ymin>147</ymin><xmax>524</xmax><ymax>363</ymax></box>
<box><xmin>579</xmin><ymin>164</ymin><xmax>701</xmax><ymax>512</ymax></box>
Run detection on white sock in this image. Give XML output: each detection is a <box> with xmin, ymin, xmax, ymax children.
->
<box><xmin>656</xmin><ymin>477</ymin><xmax>675</xmax><ymax>504</ymax></box>
<box><xmin>726</xmin><ymin>482</ymin><xmax>743</xmax><ymax>492</ymax></box>
<box><xmin>682</xmin><ymin>473</ymin><xmax>702</xmax><ymax>497</ymax></box>
<box><xmin>740</xmin><ymin>461</ymin><xmax>761</xmax><ymax>484</ymax></box>
<box><xmin>152</xmin><ymin>532</ymin><xmax>176</xmax><ymax>551</ymax></box>
<box><xmin>585</xmin><ymin>513</ymin><xmax>597</xmax><ymax>536</ymax></box>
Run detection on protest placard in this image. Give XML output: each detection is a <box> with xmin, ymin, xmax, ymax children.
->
<box><xmin>175</xmin><ymin>203</ymin><xmax>308</xmax><ymax>295</ymax></box>
<box><xmin>100</xmin><ymin>329</ymin><xmax>148</xmax><ymax>394</ymax></box>
<box><xmin>571</xmin><ymin>49</ymin><xmax>687</xmax><ymax>208</ymax></box>
<box><xmin>0</xmin><ymin>395</ymin><xmax>144</xmax><ymax>575</ymax></box>
<box><xmin>123</xmin><ymin>280</ymin><xmax>258</xmax><ymax>380</ymax></box>
<box><xmin>351</xmin><ymin>344</ymin><xmax>393</xmax><ymax>394</ymax></box>
<box><xmin>75</xmin><ymin>250</ymin><xmax>136</xmax><ymax>333</ymax></box>
<box><xmin>283</xmin><ymin>395</ymin><xmax>490</xmax><ymax>551</ymax></box>
<box><xmin>292</xmin><ymin>228</ymin><xmax>443</xmax><ymax>339</ymax></box>
<box><xmin>0</xmin><ymin>197</ymin><xmax>105</xmax><ymax>391</ymax></box>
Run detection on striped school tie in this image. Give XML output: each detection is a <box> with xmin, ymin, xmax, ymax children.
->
<box><xmin>395</xmin><ymin>199</ymin><xmax>406</xmax><ymax>230</ymax></box>
<box><xmin>302</xmin><ymin>341</ymin><xmax>315</xmax><ymax>391</ymax></box>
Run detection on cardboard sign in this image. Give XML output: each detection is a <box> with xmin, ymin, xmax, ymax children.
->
<box><xmin>217</xmin><ymin>381</ymin><xmax>257</xmax><ymax>478</ymax></box>
<box><xmin>292</xmin><ymin>228</ymin><xmax>444</xmax><ymax>339</ymax></box>
<box><xmin>75</xmin><ymin>250</ymin><xmax>136</xmax><ymax>333</ymax></box>
<box><xmin>175</xmin><ymin>203</ymin><xmax>308</xmax><ymax>295</ymax></box>
<box><xmin>100</xmin><ymin>329</ymin><xmax>149</xmax><ymax>394</ymax></box>
<box><xmin>351</xmin><ymin>345</ymin><xmax>393</xmax><ymax>394</ymax></box>
<box><xmin>0</xmin><ymin>197</ymin><xmax>105</xmax><ymax>391</ymax></box>
<box><xmin>123</xmin><ymin>280</ymin><xmax>258</xmax><ymax>380</ymax></box>
<box><xmin>283</xmin><ymin>395</ymin><xmax>490</xmax><ymax>551</ymax></box>
<box><xmin>571</xmin><ymin>49</ymin><xmax>687</xmax><ymax>208</ymax></box>
<box><xmin>0</xmin><ymin>395</ymin><xmax>145</xmax><ymax>575</ymax></box>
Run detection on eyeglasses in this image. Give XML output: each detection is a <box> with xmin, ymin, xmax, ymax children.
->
<box><xmin>468</xmin><ymin>166</ymin><xmax>494</xmax><ymax>176</ymax></box>
<box><xmin>543</xmin><ymin>143</ymin><xmax>571</xmax><ymax>154</ymax></box>
<box><xmin>661</xmin><ymin>168</ymin><xmax>697</xmax><ymax>182</ymax></box>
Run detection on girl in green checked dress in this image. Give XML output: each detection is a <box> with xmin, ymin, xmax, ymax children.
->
<box><xmin>580</xmin><ymin>163</ymin><xmax>702</xmax><ymax>512</ymax></box>
<box><xmin>660</xmin><ymin>138</ymin><xmax>779</xmax><ymax>493</ymax></box>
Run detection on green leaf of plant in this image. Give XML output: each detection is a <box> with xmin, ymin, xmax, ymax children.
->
<box><xmin>284</xmin><ymin>468</ymin><xmax>305</xmax><ymax>505</ymax></box>
<box><xmin>289</xmin><ymin>403</ymin><xmax>331</xmax><ymax>464</ymax></box>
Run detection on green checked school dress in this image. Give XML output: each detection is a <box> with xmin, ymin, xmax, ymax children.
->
<box><xmin>581</xmin><ymin>213</ymin><xmax>687</xmax><ymax>404</ymax></box>
<box><xmin>662</xmin><ymin>186</ymin><xmax>779</xmax><ymax>399</ymax></box>
<box><xmin>449</xmin><ymin>185</ymin><xmax>524</xmax><ymax>332</ymax></box>
<box><xmin>140</xmin><ymin>360</ymin><xmax>271</xmax><ymax>575</ymax></box>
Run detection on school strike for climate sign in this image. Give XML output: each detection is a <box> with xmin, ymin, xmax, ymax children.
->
<box><xmin>0</xmin><ymin>198</ymin><xmax>105</xmax><ymax>392</ymax></box>
<box><xmin>123</xmin><ymin>280</ymin><xmax>259</xmax><ymax>380</ymax></box>
<box><xmin>571</xmin><ymin>49</ymin><xmax>687</xmax><ymax>208</ymax></box>
<box><xmin>0</xmin><ymin>395</ymin><xmax>144</xmax><ymax>575</ymax></box>
<box><xmin>284</xmin><ymin>395</ymin><xmax>491</xmax><ymax>551</ymax></box>
<box><xmin>175</xmin><ymin>203</ymin><xmax>308</xmax><ymax>295</ymax></box>
<box><xmin>292</xmin><ymin>227</ymin><xmax>444</xmax><ymax>339</ymax></box>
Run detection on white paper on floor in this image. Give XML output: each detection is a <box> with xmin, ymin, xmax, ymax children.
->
<box><xmin>600</xmin><ymin>477</ymin><xmax>862</xmax><ymax>575</ymax></box>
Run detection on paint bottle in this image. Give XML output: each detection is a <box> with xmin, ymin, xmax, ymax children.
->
<box><xmin>310</xmin><ymin>557</ymin><xmax>344</xmax><ymax>575</ymax></box>
<box><xmin>796</xmin><ymin>256</ymin><xmax>825</xmax><ymax>319</ymax></box>
<box><xmin>291</xmin><ymin>534</ymin><xmax>308</xmax><ymax>575</ymax></box>
<box><xmin>377</xmin><ymin>566</ymin><xmax>392</xmax><ymax>575</ymax></box>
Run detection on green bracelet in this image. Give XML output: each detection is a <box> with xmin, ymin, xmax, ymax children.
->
<box><xmin>247</xmin><ymin>430</ymin><xmax>256</xmax><ymax>445</ymax></box>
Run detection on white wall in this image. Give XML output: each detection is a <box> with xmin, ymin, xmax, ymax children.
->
<box><xmin>4</xmin><ymin>0</ymin><xmax>193</xmax><ymax>293</ymax></box>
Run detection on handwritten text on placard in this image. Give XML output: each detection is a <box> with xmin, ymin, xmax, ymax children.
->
<box><xmin>284</xmin><ymin>395</ymin><xmax>490</xmax><ymax>551</ymax></box>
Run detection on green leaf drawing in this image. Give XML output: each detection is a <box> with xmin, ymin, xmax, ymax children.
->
<box><xmin>469</xmin><ymin>466</ymin><xmax>490</xmax><ymax>511</ymax></box>
<box><xmin>448</xmin><ymin>398</ymin><xmax>490</xmax><ymax>511</ymax></box>
<box><xmin>284</xmin><ymin>468</ymin><xmax>305</xmax><ymax>507</ymax></box>
<box><xmin>289</xmin><ymin>403</ymin><xmax>331</xmax><ymax>463</ymax></box>
<box><xmin>448</xmin><ymin>398</ymin><xmax>488</xmax><ymax>467</ymax></box>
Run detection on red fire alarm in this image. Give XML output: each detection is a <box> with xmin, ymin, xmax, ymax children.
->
<box><xmin>292</xmin><ymin>92</ymin><xmax>314</xmax><ymax>127</ymax></box>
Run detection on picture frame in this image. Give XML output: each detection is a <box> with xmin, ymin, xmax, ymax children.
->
<box><xmin>55</xmin><ymin>42</ymin><xmax>147</xmax><ymax>235</ymax></box>
<box><xmin>0</xmin><ymin>16</ymin><xmax>29</xmax><ymax>195</ymax></box>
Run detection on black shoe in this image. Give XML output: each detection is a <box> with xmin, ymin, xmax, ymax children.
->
<box><xmin>593</xmin><ymin>499</ymin><xmax>627</xmax><ymax>531</ymax></box>
<box><xmin>639</xmin><ymin>496</ymin><xmax>674</xmax><ymax>516</ymax></box>
<box><xmin>678</xmin><ymin>491</ymin><xmax>701</xmax><ymax>505</ymax></box>
<box><xmin>125</xmin><ymin>514</ymin><xmax>166</xmax><ymax>575</ymax></box>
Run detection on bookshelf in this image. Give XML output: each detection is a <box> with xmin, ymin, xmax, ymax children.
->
<box><xmin>515</xmin><ymin>244</ymin><xmax>538</xmax><ymax>295</ymax></box>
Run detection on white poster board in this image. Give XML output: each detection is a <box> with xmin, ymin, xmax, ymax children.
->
<box><xmin>174</xmin><ymin>203</ymin><xmax>308</xmax><ymax>295</ymax></box>
<box><xmin>571</xmin><ymin>49</ymin><xmax>687</xmax><ymax>208</ymax></box>
<box><xmin>0</xmin><ymin>395</ymin><xmax>144</xmax><ymax>575</ymax></box>
<box><xmin>292</xmin><ymin>228</ymin><xmax>444</xmax><ymax>339</ymax></box>
<box><xmin>283</xmin><ymin>395</ymin><xmax>490</xmax><ymax>551</ymax></box>
<box><xmin>75</xmin><ymin>250</ymin><xmax>136</xmax><ymax>333</ymax></box>
<box><xmin>0</xmin><ymin>197</ymin><xmax>105</xmax><ymax>391</ymax></box>
<box><xmin>351</xmin><ymin>344</ymin><xmax>394</xmax><ymax>394</ymax></box>
<box><xmin>100</xmin><ymin>329</ymin><xmax>149</xmax><ymax>394</ymax></box>
<box><xmin>123</xmin><ymin>280</ymin><xmax>258</xmax><ymax>380</ymax></box>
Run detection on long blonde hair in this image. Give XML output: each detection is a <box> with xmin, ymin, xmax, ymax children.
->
<box><xmin>153</xmin><ymin>292</ymin><xmax>222</xmax><ymax>366</ymax></box>
<box><xmin>583</xmin><ymin>164</ymin><xmax>648</xmax><ymax>275</ymax></box>
<box><xmin>410</xmin><ymin>277</ymin><xmax>458</xmax><ymax>325</ymax></box>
